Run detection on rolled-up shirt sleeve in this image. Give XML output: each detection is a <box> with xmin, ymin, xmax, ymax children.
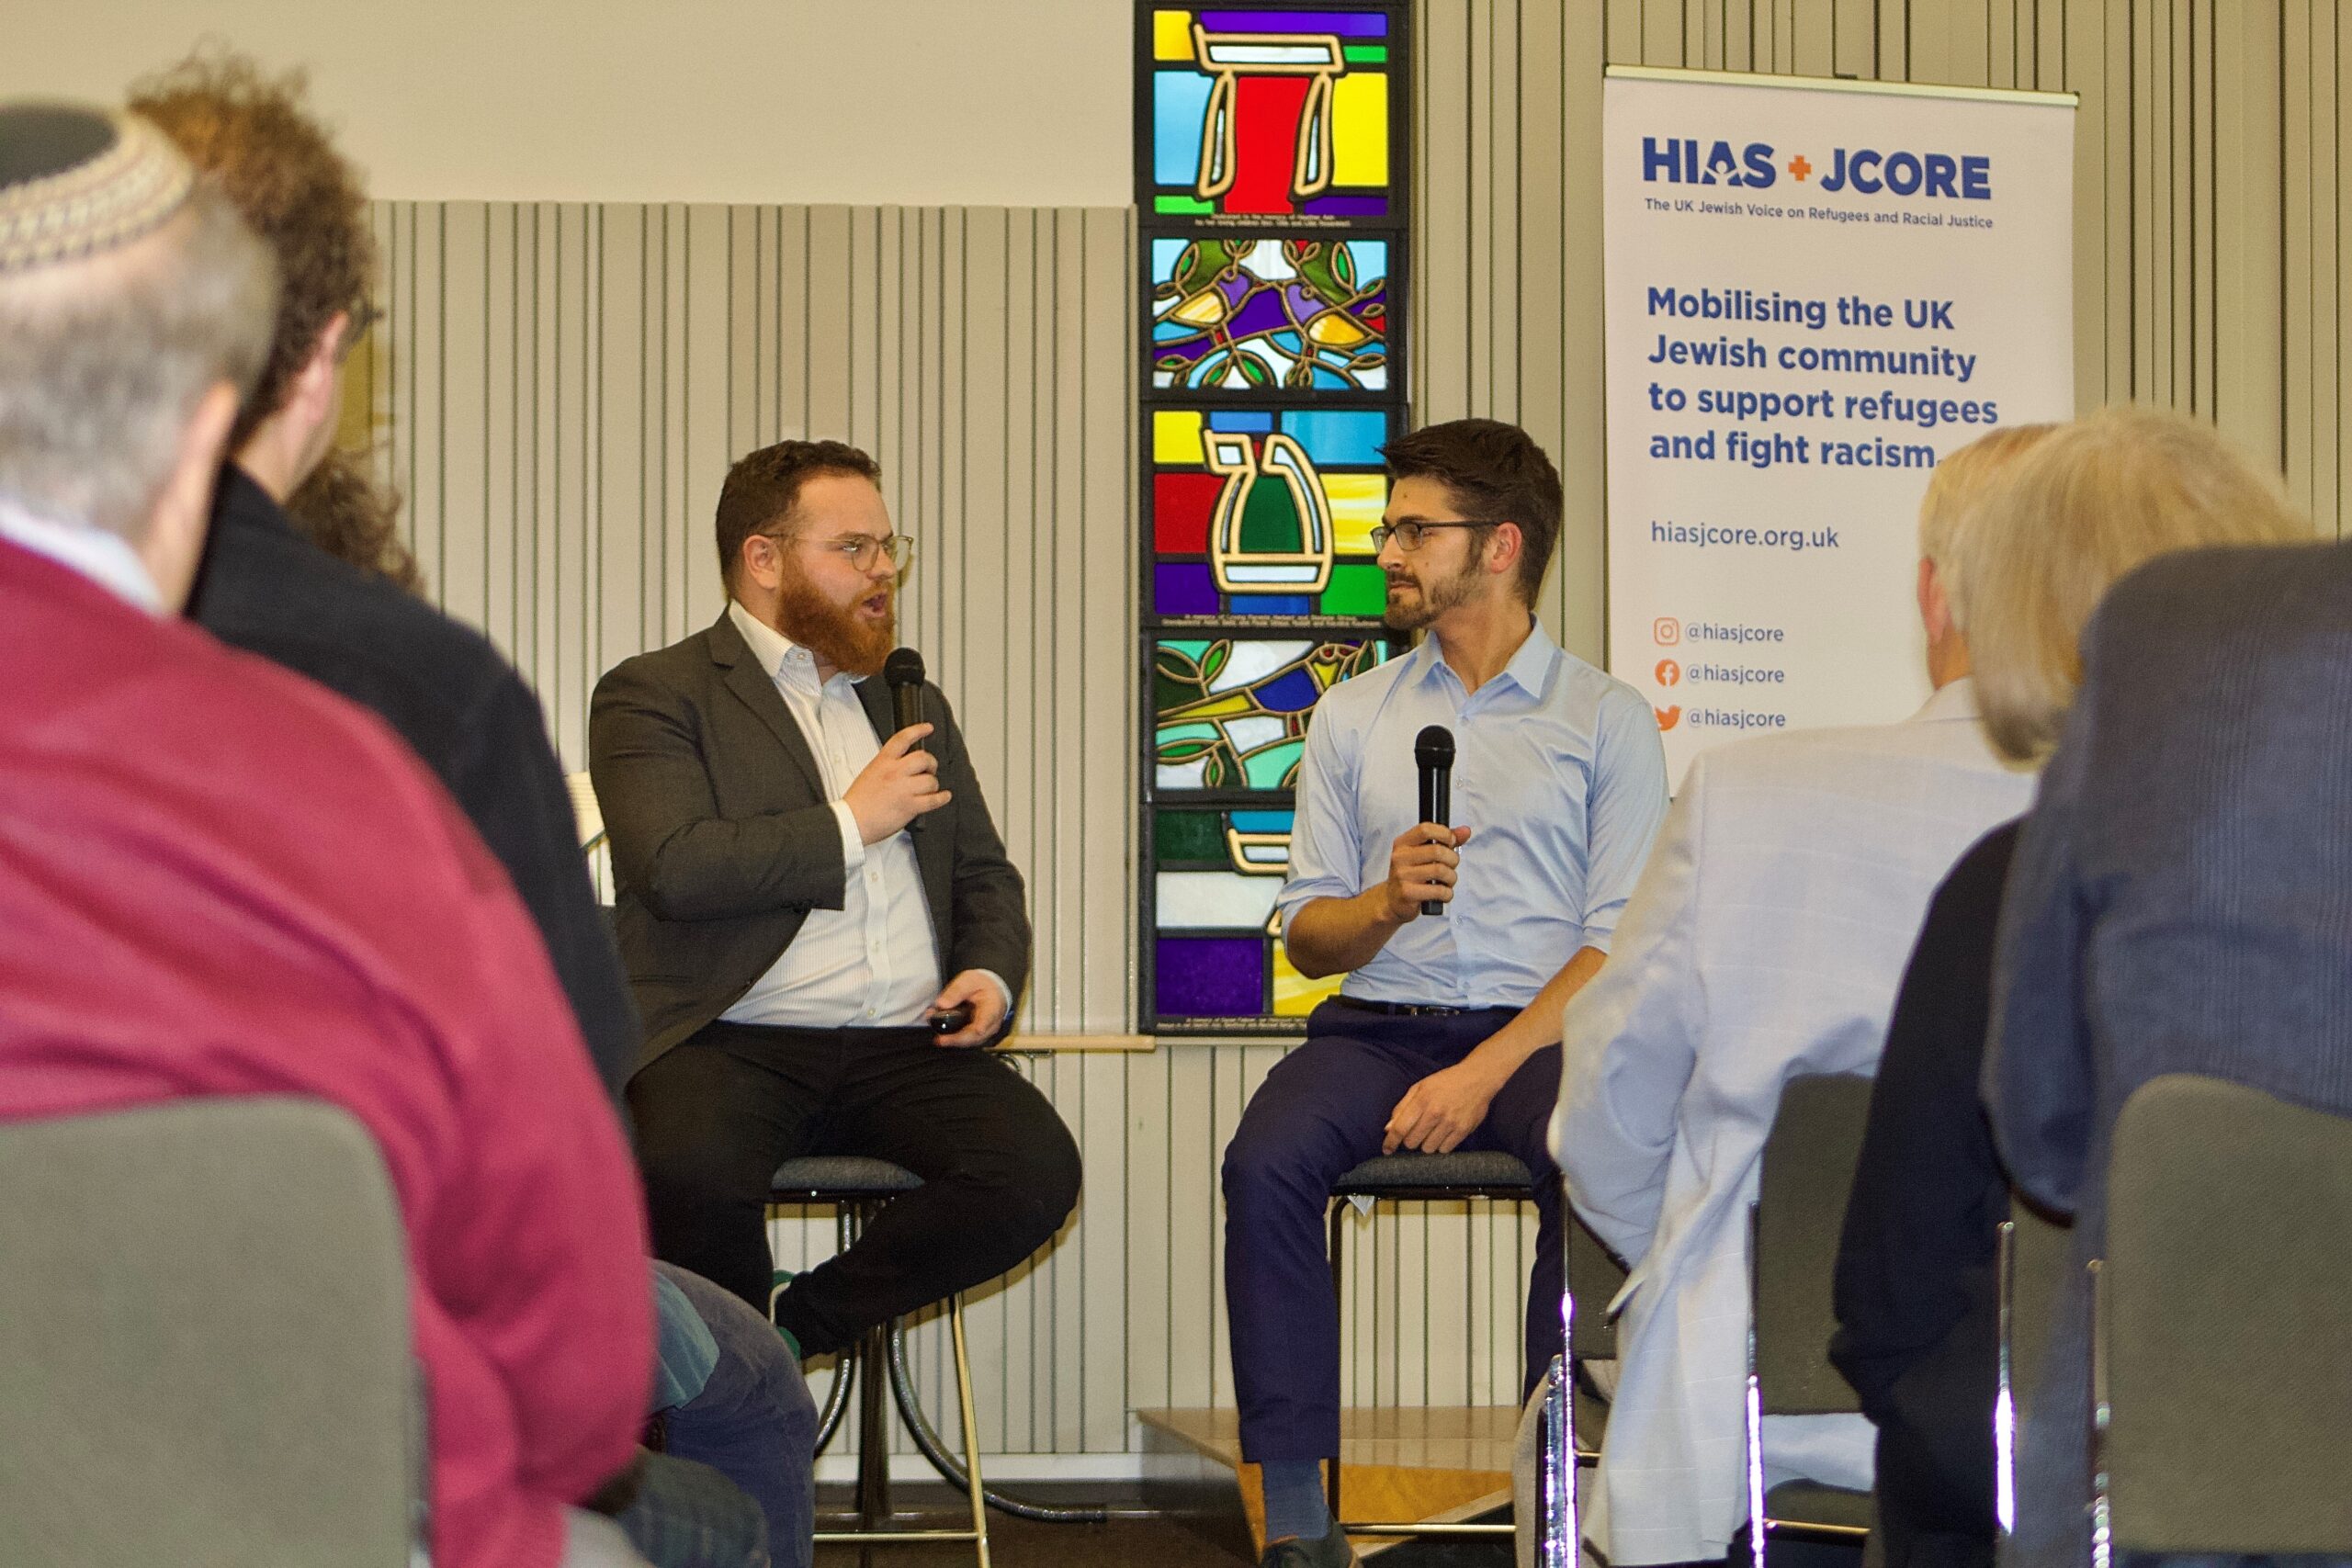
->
<box><xmin>1275</xmin><ymin>703</ymin><xmax>1362</xmax><ymax>940</ymax></box>
<box><xmin>1577</xmin><ymin>685</ymin><xmax>1672</xmax><ymax>952</ymax></box>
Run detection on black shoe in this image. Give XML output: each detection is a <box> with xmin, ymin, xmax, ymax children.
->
<box><xmin>1259</xmin><ymin>1522</ymin><xmax>1358</xmax><ymax>1568</ymax></box>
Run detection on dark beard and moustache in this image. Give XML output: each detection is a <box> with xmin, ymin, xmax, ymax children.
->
<box><xmin>775</xmin><ymin>576</ymin><xmax>896</xmax><ymax>676</ymax></box>
<box><xmin>1382</xmin><ymin>556</ymin><xmax>1480</xmax><ymax>631</ymax></box>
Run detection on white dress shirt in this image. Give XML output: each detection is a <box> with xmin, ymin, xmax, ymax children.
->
<box><xmin>718</xmin><ymin>600</ymin><xmax>944</xmax><ymax>1028</ymax></box>
<box><xmin>1553</xmin><ymin>679</ymin><xmax>2036</xmax><ymax>1564</ymax></box>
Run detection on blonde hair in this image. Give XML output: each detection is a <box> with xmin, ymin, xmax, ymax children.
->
<box><xmin>1917</xmin><ymin>423</ymin><xmax>2057</xmax><ymax>629</ymax></box>
<box><xmin>1956</xmin><ymin>406</ymin><xmax>2312</xmax><ymax>762</ymax></box>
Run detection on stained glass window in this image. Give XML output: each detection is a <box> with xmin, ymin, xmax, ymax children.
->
<box><xmin>1137</xmin><ymin>1</ymin><xmax>1408</xmax><ymax>1034</ymax></box>
<box><xmin>1154</xmin><ymin>807</ymin><xmax>1348</xmax><ymax>1021</ymax></box>
<box><xmin>1151</xmin><ymin>405</ymin><xmax>1398</xmax><ymax>623</ymax></box>
<box><xmin>1150</xmin><ymin>237</ymin><xmax>1391</xmax><ymax>391</ymax></box>
<box><xmin>1147</xmin><ymin>8</ymin><xmax>1404</xmax><ymax>222</ymax></box>
<box><xmin>1155</xmin><ymin>636</ymin><xmax>1391</xmax><ymax>790</ymax></box>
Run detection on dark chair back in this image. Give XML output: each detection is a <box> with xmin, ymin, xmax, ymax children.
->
<box><xmin>1753</xmin><ymin>1073</ymin><xmax>1876</xmax><ymax>1415</ymax></box>
<box><xmin>1566</xmin><ymin>1212</ymin><xmax>1625</xmax><ymax>1362</ymax></box>
<box><xmin>2100</xmin><ymin>1073</ymin><xmax>2352</xmax><ymax>1555</ymax></box>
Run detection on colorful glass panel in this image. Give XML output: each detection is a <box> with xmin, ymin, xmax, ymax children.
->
<box><xmin>1150</xmin><ymin>405</ymin><xmax>1398</xmax><ymax>622</ymax></box>
<box><xmin>1155</xmin><ymin>935</ymin><xmax>1267</xmax><ymax>1019</ymax></box>
<box><xmin>1149</xmin><ymin>806</ymin><xmax>1332</xmax><ymax>1021</ymax></box>
<box><xmin>1138</xmin><ymin>1</ymin><xmax>1407</xmax><ymax>1034</ymax></box>
<box><xmin>1155</xmin><ymin>637</ymin><xmax>1390</xmax><ymax>791</ymax></box>
<box><xmin>1147</xmin><ymin>9</ymin><xmax>1398</xmax><ymax>220</ymax></box>
<box><xmin>1151</xmin><ymin>238</ymin><xmax>1389</xmax><ymax>391</ymax></box>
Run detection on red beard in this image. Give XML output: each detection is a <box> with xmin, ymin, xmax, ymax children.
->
<box><xmin>775</xmin><ymin>575</ymin><xmax>896</xmax><ymax>677</ymax></box>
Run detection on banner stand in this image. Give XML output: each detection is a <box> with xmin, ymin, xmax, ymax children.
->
<box><xmin>1601</xmin><ymin>65</ymin><xmax>2078</xmax><ymax>784</ymax></box>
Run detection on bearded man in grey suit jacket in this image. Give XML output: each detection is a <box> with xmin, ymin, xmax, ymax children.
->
<box><xmin>591</xmin><ymin>439</ymin><xmax>1080</xmax><ymax>1354</ymax></box>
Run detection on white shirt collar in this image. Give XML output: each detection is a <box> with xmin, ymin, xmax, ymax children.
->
<box><xmin>0</xmin><ymin>499</ymin><xmax>162</xmax><ymax>613</ymax></box>
<box><xmin>1913</xmin><ymin>675</ymin><xmax>1982</xmax><ymax>724</ymax></box>
<box><xmin>1405</xmin><ymin>615</ymin><xmax>1556</xmax><ymax>699</ymax></box>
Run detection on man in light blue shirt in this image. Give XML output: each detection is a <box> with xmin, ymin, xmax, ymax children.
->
<box><xmin>1221</xmin><ymin>420</ymin><xmax>1669</xmax><ymax>1568</ymax></box>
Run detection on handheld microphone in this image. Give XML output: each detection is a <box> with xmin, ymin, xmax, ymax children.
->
<box><xmin>884</xmin><ymin>647</ymin><xmax>927</xmax><ymax>752</ymax></box>
<box><xmin>1414</xmin><ymin>724</ymin><xmax>1455</xmax><ymax>917</ymax></box>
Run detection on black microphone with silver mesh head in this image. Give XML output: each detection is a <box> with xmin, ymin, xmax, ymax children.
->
<box><xmin>1415</xmin><ymin>724</ymin><xmax>1455</xmax><ymax>917</ymax></box>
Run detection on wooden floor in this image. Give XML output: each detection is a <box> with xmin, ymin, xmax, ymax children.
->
<box><xmin>811</xmin><ymin>1481</ymin><xmax>1512</xmax><ymax>1567</ymax></box>
<box><xmin>1137</xmin><ymin>1406</ymin><xmax>1518</xmax><ymax>1560</ymax></box>
<box><xmin>1138</xmin><ymin>1404</ymin><xmax>1521</xmax><ymax>1472</ymax></box>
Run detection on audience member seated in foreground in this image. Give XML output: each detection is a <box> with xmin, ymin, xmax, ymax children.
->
<box><xmin>1551</xmin><ymin>426</ymin><xmax>2045</xmax><ymax>1567</ymax></box>
<box><xmin>0</xmin><ymin>103</ymin><xmax>651</xmax><ymax>1568</ymax></box>
<box><xmin>1829</xmin><ymin>408</ymin><xmax>2312</xmax><ymax>1568</ymax></box>
<box><xmin>134</xmin><ymin>54</ymin><xmax>811</xmax><ymax>1567</ymax></box>
<box><xmin>1984</xmin><ymin>479</ymin><xmax>2346</xmax><ymax>1568</ymax></box>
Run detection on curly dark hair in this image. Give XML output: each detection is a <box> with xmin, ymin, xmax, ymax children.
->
<box><xmin>715</xmin><ymin>439</ymin><xmax>884</xmax><ymax>591</ymax></box>
<box><xmin>131</xmin><ymin>51</ymin><xmax>375</xmax><ymax>451</ymax></box>
<box><xmin>284</xmin><ymin>446</ymin><xmax>424</xmax><ymax>594</ymax></box>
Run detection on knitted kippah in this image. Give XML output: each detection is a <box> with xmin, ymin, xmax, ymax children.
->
<box><xmin>0</xmin><ymin>104</ymin><xmax>193</xmax><ymax>275</ymax></box>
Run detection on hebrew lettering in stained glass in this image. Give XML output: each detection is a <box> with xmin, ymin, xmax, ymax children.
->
<box><xmin>1152</xmin><ymin>406</ymin><xmax>1395</xmax><ymax>621</ymax></box>
<box><xmin>1150</xmin><ymin>8</ymin><xmax>1395</xmax><ymax>219</ymax></box>
<box><xmin>1151</xmin><ymin>238</ymin><xmax>1388</xmax><ymax>391</ymax></box>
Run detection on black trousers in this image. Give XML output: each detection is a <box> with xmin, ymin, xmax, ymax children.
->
<box><xmin>628</xmin><ymin>1021</ymin><xmax>1083</xmax><ymax>1357</ymax></box>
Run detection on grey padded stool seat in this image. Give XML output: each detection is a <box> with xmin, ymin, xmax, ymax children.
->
<box><xmin>1324</xmin><ymin>1150</ymin><xmax>1541</xmax><ymax>1541</ymax></box>
<box><xmin>771</xmin><ymin>1156</ymin><xmax>990</xmax><ymax>1567</ymax></box>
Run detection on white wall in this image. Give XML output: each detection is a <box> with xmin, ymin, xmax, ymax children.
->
<box><xmin>1</xmin><ymin>0</ymin><xmax>1132</xmax><ymax>207</ymax></box>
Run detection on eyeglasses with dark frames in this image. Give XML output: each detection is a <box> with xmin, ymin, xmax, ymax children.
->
<box><xmin>1368</xmin><ymin>519</ymin><xmax>1503</xmax><ymax>552</ymax></box>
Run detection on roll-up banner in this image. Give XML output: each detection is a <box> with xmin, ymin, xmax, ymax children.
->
<box><xmin>1601</xmin><ymin>67</ymin><xmax>2078</xmax><ymax>783</ymax></box>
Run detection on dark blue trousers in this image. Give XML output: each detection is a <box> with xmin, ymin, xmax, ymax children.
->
<box><xmin>1221</xmin><ymin>998</ymin><xmax>1566</xmax><ymax>1462</ymax></box>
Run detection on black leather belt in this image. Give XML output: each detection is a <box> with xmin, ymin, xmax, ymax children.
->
<box><xmin>1336</xmin><ymin>996</ymin><xmax>1470</xmax><ymax>1017</ymax></box>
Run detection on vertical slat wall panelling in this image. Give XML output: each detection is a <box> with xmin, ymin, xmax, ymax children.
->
<box><xmin>1422</xmin><ymin>4</ymin><xmax>1474</xmax><ymax>423</ymax></box>
<box><xmin>2285</xmin><ymin>0</ymin><xmax>2347</xmax><ymax>538</ymax></box>
<box><xmin>2189</xmin><ymin>2</ymin><xmax>2211</xmax><ymax>412</ymax></box>
<box><xmin>1555</xmin><ymin>5</ymin><xmax>1607</xmax><ymax>664</ymax></box>
<box><xmin>2339</xmin><ymin>0</ymin><xmax>2350</xmax><ymax>542</ymax></box>
<box><xmin>2135</xmin><ymin>5</ymin><xmax>2163</xmax><ymax>408</ymax></box>
<box><xmin>1162</xmin><ymin>1047</ymin><xmax>1217</xmax><ymax>1415</ymax></box>
<box><xmin>1517</xmin><ymin>0</ymin><xmax>1568</xmax><ymax>650</ymax></box>
<box><xmin>2215</xmin><ymin>7</ymin><xmax>2283</xmax><ymax>471</ymax></box>
<box><xmin>2284</xmin><ymin>2</ymin><xmax>2315</xmax><ymax>525</ymax></box>
<box><xmin>439</xmin><ymin>205</ymin><xmax>488</xmax><ymax>644</ymax></box>
<box><xmin>2095</xmin><ymin>0</ymin><xmax>2132</xmax><ymax>408</ymax></box>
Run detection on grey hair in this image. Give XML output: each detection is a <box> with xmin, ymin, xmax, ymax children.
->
<box><xmin>0</xmin><ymin>181</ymin><xmax>277</xmax><ymax>540</ymax></box>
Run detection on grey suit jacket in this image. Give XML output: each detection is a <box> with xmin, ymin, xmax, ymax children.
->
<box><xmin>588</xmin><ymin>610</ymin><xmax>1030</xmax><ymax>1077</ymax></box>
<box><xmin>1985</xmin><ymin>538</ymin><xmax>2352</xmax><ymax>1568</ymax></box>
